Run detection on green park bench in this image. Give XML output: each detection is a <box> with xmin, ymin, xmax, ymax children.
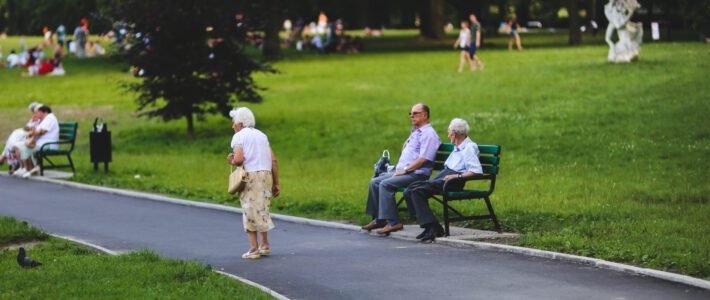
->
<box><xmin>397</xmin><ymin>143</ymin><xmax>502</xmax><ymax>236</ymax></box>
<box><xmin>37</xmin><ymin>122</ymin><xmax>78</xmax><ymax>176</ymax></box>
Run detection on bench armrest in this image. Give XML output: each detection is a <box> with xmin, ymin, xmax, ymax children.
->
<box><xmin>443</xmin><ymin>174</ymin><xmax>496</xmax><ymax>193</ymax></box>
<box><xmin>39</xmin><ymin>140</ymin><xmax>73</xmax><ymax>152</ymax></box>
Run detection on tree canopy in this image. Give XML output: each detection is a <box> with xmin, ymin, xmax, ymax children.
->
<box><xmin>116</xmin><ymin>0</ymin><xmax>273</xmax><ymax>137</ymax></box>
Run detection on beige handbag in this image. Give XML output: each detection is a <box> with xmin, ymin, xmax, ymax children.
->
<box><xmin>228</xmin><ymin>166</ymin><xmax>248</xmax><ymax>194</ymax></box>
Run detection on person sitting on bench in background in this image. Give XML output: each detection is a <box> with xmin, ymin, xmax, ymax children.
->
<box><xmin>362</xmin><ymin>103</ymin><xmax>441</xmax><ymax>235</ymax></box>
<box><xmin>404</xmin><ymin>118</ymin><xmax>482</xmax><ymax>243</ymax></box>
<box><xmin>0</xmin><ymin>102</ymin><xmax>42</xmax><ymax>174</ymax></box>
<box><xmin>12</xmin><ymin>105</ymin><xmax>59</xmax><ymax>178</ymax></box>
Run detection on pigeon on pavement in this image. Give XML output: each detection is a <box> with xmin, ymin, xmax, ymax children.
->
<box><xmin>17</xmin><ymin>247</ymin><xmax>43</xmax><ymax>268</ymax></box>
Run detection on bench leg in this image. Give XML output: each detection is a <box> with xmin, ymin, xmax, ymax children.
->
<box><xmin>39</xmin><ymin>154</ymin><xmax>44</xmax><ymax>176</ymax></box>
<box><xmin>67</xmin><ymin>154</ymin><xmax>75</xmax><ymax>173</ymax></box>
<box><xmin>443</xmin><ymin>197</ymin><xmax>450</xmax><ymax>236</ymax></box>
<box><xmin>484</xmin><ymin>196</ymin><xmax>501</xmax><ymax>233</ymax></box>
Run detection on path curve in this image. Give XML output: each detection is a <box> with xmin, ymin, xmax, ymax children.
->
<box><xmin>0</xmin><ymin>176</ymin><xmax>707</xmax><ymax>300</ymax></box>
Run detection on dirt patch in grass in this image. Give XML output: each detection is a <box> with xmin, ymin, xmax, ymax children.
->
<box><xmin>0</xmin><ymin>240</ymin><xmax>42</xmax><ymax>251</ymax></box>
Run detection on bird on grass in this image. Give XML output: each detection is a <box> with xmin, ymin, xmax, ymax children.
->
<box><xmin>17</xmin><ymin>247</ymin><xmax>43</xmax><ymax>268</ymax></box>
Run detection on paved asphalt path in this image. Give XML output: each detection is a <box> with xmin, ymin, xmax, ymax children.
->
<box><xmin>1</xmin><ymin>176</ymin><xmax>708</xmax><ymax>300</ymax></box>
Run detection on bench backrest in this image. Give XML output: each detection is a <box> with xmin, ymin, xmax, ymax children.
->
<box><xmin>59</xmin><ymin>122</ymin><xmax>79</xmax><ymax>142</ymax></box>
<box><xmin>433</xmin><ymin>143</ymin><xmax>501</xmax><ymax>175</ymax></box>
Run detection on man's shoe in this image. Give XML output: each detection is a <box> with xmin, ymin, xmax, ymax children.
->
<box><xmin>376</xmin><ymin>223</ymin><xmax>403</xmax><ymax>235</ymax></box>
<box><xmin>416</xmin><ymin>227</ymin><xmax>430</xmax><ymax>240</ymax></box>
<box><xmin>361</xmin><ymin>220</ymin><xmax>386</xmax><ymax>231</ymax></box>
<box><xmin>434</xmin><ymin>223</ymin><xmax>445</xmax><ymax>238</ymax></box>
<box><xmin>420</xmin><ymin>223</ymin><xmax>444</xmax><ymax>243</ymax></box>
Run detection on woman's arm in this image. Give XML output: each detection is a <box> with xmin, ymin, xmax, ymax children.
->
<box><xmin>270</xmin><ymin>146</ymin><xmax>280</xmax><ymax>197</ymax></box>
<box><xmin>228</xmin><ymin>145</ymin><xmax>245</xmax><ymax>166</ymax></box>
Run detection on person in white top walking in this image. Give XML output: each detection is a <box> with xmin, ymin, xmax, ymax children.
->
<box><xmin>453</xmin><ymin>20</ymin><xmax>474</xmax><ymax>72</ymax></box>
<box><xmin>226</xmin><ymin>107</ymin><xmax>280</xmax><ymax>259</ymax></box>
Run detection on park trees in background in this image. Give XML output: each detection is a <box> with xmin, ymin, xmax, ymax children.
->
<box><xmin>115</xmin><ymin>0</ymin><xmax>272</xmax><ymax>138</ymax></box>
<box><xmin>417</xmin><ymin>0</ymin><xmax>445</xmax><ymax>39</ymax></box>
<box><xmin>567</xmin><ymin>0</ymin><xmax>582</xmax><ymax>45</ymax></box>
<box><xmin>0</xmin><ymin>0</ymin><xmax>99</xmax><ymax>35</ymax></box>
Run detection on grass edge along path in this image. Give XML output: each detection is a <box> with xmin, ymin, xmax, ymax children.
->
<box><xmin>0</xmin><ymin>216</ymin><xmax>275</xmax><ymax>299</ymax></box>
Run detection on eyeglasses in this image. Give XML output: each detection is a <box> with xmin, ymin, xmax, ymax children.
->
<box><xmin>409</xmin><ymin>111</ymin><xmax>423</xmax><ymax>116</ymax></box>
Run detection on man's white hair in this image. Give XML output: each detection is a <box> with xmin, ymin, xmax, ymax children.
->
<box><xmin>229</xmin><ymin>107</ymin><xmax>256</xmax><ymax>128</ymax></box>
<box><xmin>28</xmin><ymin>102</ymin><xmax>42</xmax><ymax>112</ymax></box>
<box><xmin>448</xmin><ymin>118</ymin><xmax>470</xmax><ymax>136</ymax></box>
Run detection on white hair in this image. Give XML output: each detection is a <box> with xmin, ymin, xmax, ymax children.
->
<box><xmin>28</xmin><ymin>102</ymin><xmax>42</xmax><ymax>112</ymax></box>
<box><xmin>229</xmin><ymin>107</ymin><xmax>256</xmax><ymax>128</ymax></box>
<box><xmin>448</xmin><ymin>118</ymin><xmax>470</xmax><ymax>136</ymax></box>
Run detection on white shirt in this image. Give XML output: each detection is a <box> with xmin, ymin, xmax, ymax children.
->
<box><xmin>7</xmin><ymin>53</ymin><xmax>20</xmax><ymax>67</ymax></box>
<box><xmin>230</xmin><ymin>127</ymin><xmax>272</xmax><ymax>172</ymax></box>
<box><xmin>458</xmin><ymin>29</ymin><xmax>470</xmax><ymax>48</ymax></box>
<box><xmin>444</xmin><ymin>137</ymin><xmax>482</xmax><ymax>174</ymax></box>
<box><xmin>36</xmin><ymin>113</ymin><xmax>60</xmax><ymax>149</ymax></box>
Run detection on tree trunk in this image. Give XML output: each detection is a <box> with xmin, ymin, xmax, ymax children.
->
<box><xmin>186</xmin><ymin>110</ymin><xmax>194</xmax><ymax>139</ymax></box>
<box><xmin>517</xmin><ymin>0</ymin><xmax>532</xmax><ymax>25</ymax></box>
<box><xmin>586</xmin><ymin>0</ymin><xmax>597</xmax><ymax>36</ymax></box>
<box><xmin>417</xmin><ymin>0</ymin><xmax>445</xmax><ymax>39</ymax></box>
<box><xmin>261</xmin><ymin>0</ymin><xmax>282</xmax><ymax>61</ymax></box>
<box><xmin>568</xmin><ymin>0</ymin><xmax>582</xmax><ymax>45</ymax></box>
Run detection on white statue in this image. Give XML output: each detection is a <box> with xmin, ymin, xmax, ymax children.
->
<box><xmin>604</xmin><ymin>0</ymin><xmax>643</xmax><ymax>63</ymax></box>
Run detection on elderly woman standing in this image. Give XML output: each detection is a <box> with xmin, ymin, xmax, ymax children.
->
<box><xmin>403</xmin><ymin>118</ymin><xmax>482</xmax><ymax>243</ymax></box>
<box><xmin>227</xmin><ymin>107</ymin><xmax>280</xmax><ymax>259</ymax></box>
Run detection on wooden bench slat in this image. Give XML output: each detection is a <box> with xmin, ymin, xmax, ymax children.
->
<box><xmin>479</xmin><ymin>155</ymin><xmax>499</xmax><ymax>165</ymax></box>
<box><xmin>478</xmin><ymin>145</ymin><xmax>501</xmax><ymax>155</ymax></box>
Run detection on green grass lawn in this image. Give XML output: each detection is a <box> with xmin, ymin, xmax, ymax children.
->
<box><xmin>1</xmin><ymin>32</ymin><xmax>709</xmax><ymax>279</ymax></box>
<box><xmin>0</xmin><ymin>217</ymin><xmax>273</xmax><ymax>299</ymax></box>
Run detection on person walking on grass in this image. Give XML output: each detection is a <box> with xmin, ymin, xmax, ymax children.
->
<box><xmin>507</xmin><ymin>16</ymin><xmax>524</xmax><ymax>51</ymax></box>
<box><xmin>403</xmin><ymin>118</ymin><xmax>482</xmax><ymax>243</ymax></box>
<box><xmin>453</xmin><ymin>20</ymin><xmax>474</xmax><ymax>72</ymax></box>
<box><xmin>362</xmin><ymin>103</ymin><xmax>441</xmax><ymax>235</ymax></box>
<box><xmin>227</xmin><ymin>107</ymin><xmax>280</xmax><ymax>259</ymax></box>
<box><xmin>468</xmin><ymin>14</ymin><xmax>485</xmax><ymax>70</ymax></box>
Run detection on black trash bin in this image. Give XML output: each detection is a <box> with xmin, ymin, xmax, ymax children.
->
<box><xmin>90</xmin><ymin>117</ymin><xmax>112</xmax><ymax>172</ymax></box>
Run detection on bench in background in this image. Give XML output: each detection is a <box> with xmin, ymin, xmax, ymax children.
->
<box><xmin>38</xmin><ymin>122</ymin><xmax>78</xmax><ymax>176</ymax></box>
<box><xmin>397</xmin><ymin>143</ymin><xmax>502</xmax><ymax>236</ymax></box>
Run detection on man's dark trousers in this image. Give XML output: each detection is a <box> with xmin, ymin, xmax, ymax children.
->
<box><xmin>404</xmin><ymin>168</ymin><xmax>463</xmax><ymax>226</ymax></box>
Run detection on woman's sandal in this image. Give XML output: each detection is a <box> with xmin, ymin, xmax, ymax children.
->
<box><xmin>258</xmin><ymin>246</ymin><xmax>270</xmax><ymax>256</ymax></box>
<box><xmin>241</xmin><ymin>249</ymin><xmax>261</xmax><ymax>259</ymax></box>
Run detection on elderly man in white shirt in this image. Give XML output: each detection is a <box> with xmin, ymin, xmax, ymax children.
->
<box><xmin>13</xmin><ymin>105</ymin><xmax>60</xmax><ymax>178</ymax></box>
<box><xmin>404</xmin><ymin>118</ymin><xmax>482</xmax><ymax>242</ymax></box>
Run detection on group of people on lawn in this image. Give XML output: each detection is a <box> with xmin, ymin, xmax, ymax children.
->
<box><xmin>227</xmin><ymin>103</ymin><xmax>482</xmax><ymax>259</ymax></box>
<box><xmin>0</xmin><ymin>102</ymin><xmax>60</xmax><ymax>178</ymax></box>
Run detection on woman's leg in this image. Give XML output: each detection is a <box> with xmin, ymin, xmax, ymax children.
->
<box><xmin>508</xmin><ymin>38</ymin><xmax>513</xmax><ymax>50</ymax></box>
<box><xmin>458</xmin><ymin>51</ymin><xmax>467</xmax><ymax>72</ymax></box>
<box><xmin>246</xmin><ymin>230</ymin><xmax>259</xmax><ymax>251</ymax></box>
<box><xmin>259</xmin><ymin>232</ymin><xmax>269</xmax><ymax>249</ymax></box>
<box><xmin>515</xmin><ymin>34</ymin><xmax>523</xmax><ymax>50</ymax></box>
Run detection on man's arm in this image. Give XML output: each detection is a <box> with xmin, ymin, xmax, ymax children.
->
<box><xmin>393</xmin><ymin>157</ymin><xmax>430</xmax><ymax>176</ymax></box>
<box><xmin>476</xmin><ymin>29</ymin><xmax>481</xmax><ymax>47</ymax></box>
